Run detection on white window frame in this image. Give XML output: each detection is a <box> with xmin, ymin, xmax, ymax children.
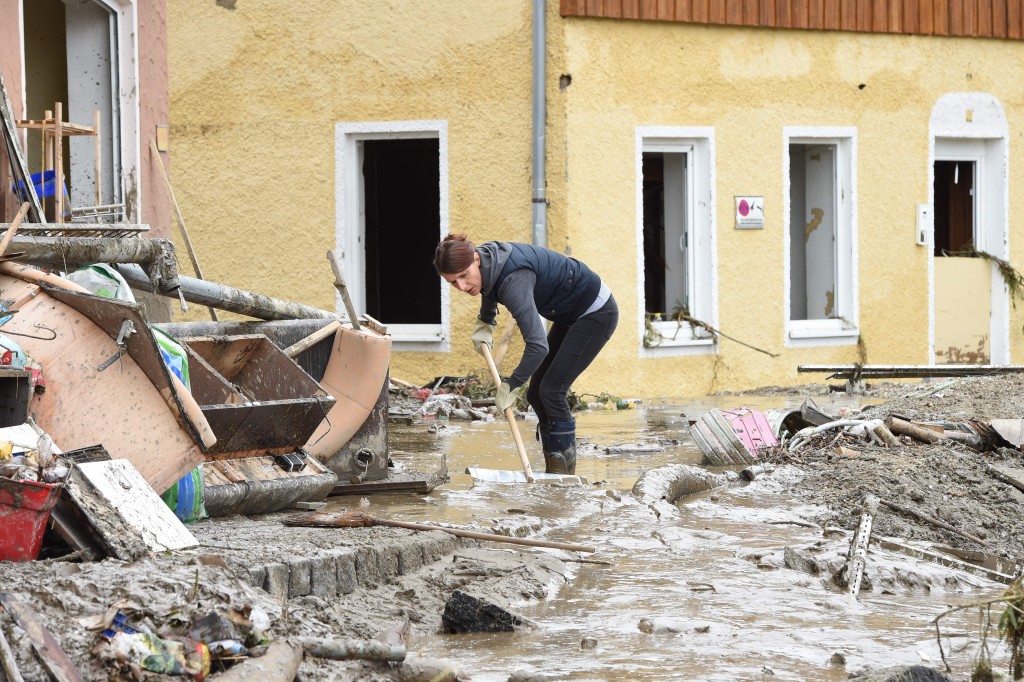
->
<box><xmin>21</xmin><ymin>0</ymin><xmax>139</xmax><ymax>220</ymax></box>
<box><xmin>783</xmin><ymin>127</ymin><xmax>859</xmax><ymax>347</ymax></box>
<box><xmin>335</xmin><ymin>120</ymin><xmax>450</xmax><ymax>350</ymax></box>
<box><xmin>636</xmin><ymin>127</ymin><xmax>717</xmax><ymax>357</ymax></box>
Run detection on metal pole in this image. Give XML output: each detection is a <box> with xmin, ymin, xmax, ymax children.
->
<box><xmin>531</xmin><ymin>0</ymin><xmax>547</xmax><ymax>249</ymax></box>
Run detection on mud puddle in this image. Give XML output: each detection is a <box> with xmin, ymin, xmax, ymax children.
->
<box><xmin>362</xmin><ymin>395</ymin><xmax>1005</xmax><ymax>681</ymax></box>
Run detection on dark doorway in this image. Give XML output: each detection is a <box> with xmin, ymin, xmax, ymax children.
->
<box><xmin>933</xmin><ymin>160</ymin><xmax>974</xmax><ymax>256</ymax></box>
<box><xmin>642</xmin><ymin>153</ymin><xmax>666</xmax><ymax>315</ymax></box>
<box><xmin>362</xmin><ymin>138</ymin><xmax>441</xmax><ymax>325</ymax></box>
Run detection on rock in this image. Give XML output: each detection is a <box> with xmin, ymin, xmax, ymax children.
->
<box><xmin>783</xmin><ymin>546</ymin><xmax>820</xmax><ymax>575</ymax></box>
<box><xmin>849</xmin><ymin>665</ymin><xmax>958</xmax><ymax>682</ymax></box>
<box><xmin>580</xmin><ymin>637</ymin><xmax>598</xmax><ymax>649</ymax></box>
<box><xmin>830</xmin><ymin>652</ymin><xmax>846</xmax><ymax>665</ymax></box>
<box><xmin>398</xmin><ymin>656</ymin><xmax>470</xmax><ymax>681</ymax></box>
<box><xmin>442</xmin><ymin>589</ymin><xmax>532</xmax><ymax>633</ymax></box>
<box><xmin>638</xmin><ymin>617</ymin><xmax>654</xmax><ymax>634</ymax></box>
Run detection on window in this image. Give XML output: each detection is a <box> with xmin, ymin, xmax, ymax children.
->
<box><xmin>24</xmin><ymin>0</ymin><xmax>138</xmax><ymax>219</ymax></box>
<box><xmin>784</xmin><ymin>128</ymin><xmax>858</xmax><ymax>345</ymax></box>
<box><xmin>336</xmin><ymin>121</ymin><xmax>449</xmax><ymax>349</ymax></box>
<box><xmin>636</xmin><ymin>128</ymin><xmax>716</xmax><ymax>355</ymax></box>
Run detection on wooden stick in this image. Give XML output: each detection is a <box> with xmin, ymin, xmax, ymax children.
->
<box><xmin>886</xmin><ymin>417</ymin><xmax>944</xmax><ymax>444</ymax></box>
<box><xmin>149</xmin><ymin>139</ymin><xmax>218</xmax><ymax>321</ymax></box>
<box><xmin>283</xmin><ymin>321</ymin><xmax>340</xmax><ymax>357</ymax></box>
<box><xmin>287</xmin><ymin>511</ymin><xmax>594</xmax><ymax>552</ymax></box>
<box><xmin>0</xmin><ymin>202</ymin><xmax>29</xmax><ymax>258</ymax></box>
<box><xmin>492</xmin><ymin>316</ymin><xmax>517</xmax><ymax>368</ymax></box>
<box><xmin>872</xmin><ymin>423</ymin><xmax>901</xmax><ymax>448</ymax></box>
<box><xmin>0</xmin><ymin>619</ymin><xmax>24</xmax><ymax>682</ymax></box>
<box><xmin>326</xmin><ymin>249</ymin><xmax>360</xmax><ymax>330</ymax></box>
<box><xmin>54</xmin><ymin>102</ymin><xmax>63</xmax><ymax>224</ymax></box>
<box><xmin>480</xmin><ymin>343</ymin><xmax>534</xmax><ymax>482</ymax></box>
<box><xmin>879</xmin><ymin>498</ymin><xmax>989</xmax><ymax>547</ymax></box>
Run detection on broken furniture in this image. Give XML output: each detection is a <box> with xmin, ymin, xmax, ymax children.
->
<box><xmin>15</xmin><ymin>103</ymin><xmax>122</xmax><ymax>223</ymax></box>
<box><xmin>158</xmin><ymin>318</ymin><xmax>394</xmax><ymax>496</ymax></box>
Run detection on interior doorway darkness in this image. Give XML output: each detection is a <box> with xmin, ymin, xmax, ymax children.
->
<box><xmin>362</xmin><ymin>138</ymin><xmax>441</xmax><ymax>325</ymax></box>
<box><xmin>642</xmin><ymin>154</ymin><xmax>666</xmax><ymax>315</ymax></box>
<box><xmin>933</xmin><ymin>160</ymin><xmax>974</xmax><ymax>256</ymax></box>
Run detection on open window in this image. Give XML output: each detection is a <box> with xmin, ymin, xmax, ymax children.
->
<box><xmin>336</xmin><ymin>121</ymin><xmax>449</xmax><ymax>349</ymax></box>
<box><xmin>23</xmin><ymin>0</ymin><xmax>136</xmax><ymax>220</ymax></box>
<box><xmin>636</xmin><ymin>128</ymin><xmax>716</xmax><ymax>355</ymax></box>
<box><xmin>784</xmin><ymin>129</ymin><xmax>858</xmax><ymax>346</ymax></box>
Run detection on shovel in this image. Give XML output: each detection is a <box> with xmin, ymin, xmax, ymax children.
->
<box><xmin>480</xmin><ymin>343</ymin><xmax>535</xmax><ymax>483</ymax></box>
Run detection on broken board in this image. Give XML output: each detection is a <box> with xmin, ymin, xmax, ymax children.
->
<box><xmin>465</xmin><ymin>467</ymin><xmax>587</xmax><ymax>484</ymax></box>
<box><xmin>74</xmin><ymin>460</ymin><xmax>198</xmax><ymax>553</ymax></box>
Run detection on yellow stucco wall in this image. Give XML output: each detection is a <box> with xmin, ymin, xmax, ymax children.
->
<box><xmin>167</xmin><ymin>3</ymin><xmax>1024</xmax><ymax>399</ymax></box>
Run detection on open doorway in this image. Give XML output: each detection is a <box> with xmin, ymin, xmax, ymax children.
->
<box><xmin>933</xmin><ymin>160</ymin><xmax>974</xmax><ymax>256</ymax></box>
<box><xmin>362</xmin><ymin>138</ymin><xmax>440</xmax><ymax>326</ymax></box>
<box><xmin>336</xmin><ymin>121</ymin><xmax>448</xmax><ymax>348</ymax></box>
<box><xmin>23</xmin><ymin>0</ymin><xmax>122</xmax><ymax>216</ymax></box>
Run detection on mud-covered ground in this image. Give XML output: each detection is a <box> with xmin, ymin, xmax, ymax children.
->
<box><xmin>0</xmin><ymin>373</ymin><xmax>1021</xmax><ymax>681</ymax></box>
<box><xmin>766</xmin><ymin>374</ymin><xmax>1024</xmax><ymax>566</ymax></box>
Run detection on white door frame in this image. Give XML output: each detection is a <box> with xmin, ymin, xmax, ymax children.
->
<box><xmin>928</xmin><ymin>93</ymin><xmax>1009</xmax><ymax>365</ymax></box>
<box><xmin>335</xmin><ymin>120</ymin><xmax>450</xmax><ymax>350</ymax></box>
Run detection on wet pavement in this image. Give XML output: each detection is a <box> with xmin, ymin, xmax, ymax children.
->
<box><xmin>352</xmin><ymin>396</ymin><xmax>1006</xmax><ymax>681</ymax></box>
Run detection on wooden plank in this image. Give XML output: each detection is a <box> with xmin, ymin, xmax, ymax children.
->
<box><xmin>871</xmin><ymin>0</ymin><xmax>886</xmax><ymax>31</ymax></box>
<box><xmin>674</xmin><ymin>0</ymin><xmax>692</xmax><ymax>21</ymax></box>
<box><xmin>978</xmin><ymin>0</ymin><xmax>992</xmax><ymax>35</ymax></box>
<box><xmin>586</xmin><ymin>0</ymin><xmax>602</xmax><ymax>15</ymax></box>
<box><xmin>809</xmin><ymin>0</ymin><xmax>825</xmax><ymax>28</ymax></box>
<box><xmin>623</xmin><ymin>0</ymin><xmax>640</xmax><ymax>18</ymax></box>
<box><xmin>726</xmin><ymin>0</ymin><xmax>744</xmax><ymax>24</ymax></box>
<box><xmin>902</xmin><ymin>0</ymin><xmax>919</xmax><ymax>34</ymax></box>
<box><xmin>1010</xmin><ymin>0</ymin><xmax>1023</xmax><ymax>38</ymax></box>
<box><xmin>887</xmin><ymin>0</ymin><xmax>901</xmax><ymax>31</ymax></box>
<box><xmin>857</xmin><ymin>0</ymin><xmax>873</xmax><ymax>31</ymax></box>
<box><xmin>0</xmin><ymin>593</ymin><xmax>82</xmax><ymax>682</ymax></box>
<box><xmin>692</xmin><ymin>0</ymin><xmax>709</xmax><ymax>22</ymax></box>
<box><xmin>933</xmin><ymin>0</ymin><xmax>949</xmax><ymax>36</ymax></box>
<box><xmin>657</xmin><ymin>0</ymin><xmax>675</xmax><ymax>19</ymax></box>
<box><xmin>963</xmin><ymin>0</ymin><xmax>977</xmax><ymax>35</ymax></box>
<box><xmin>840</xmin><ymin>0</ymin><xmax>857</xmax><ymax>29</ymax></box>
<box><xmin>776</xmin><ymin>0</ymin><xmax>791</xmax><ymax>26</ymax></box>
<box><xmin>77</xmin><ymin>459</ymin><xmax>199</xmax><ymax>552</ymax></box>
<box><xmin>790</xmin><ymin>0</ymin><xmax>808</xmax><ymax>28</ymax></box>
<box><xmin>992</xmin><ymin>0</ymin><xmax>1007</xmax><ymax>37</ymax></box>
<box><xmin>709</xmin><ymin>0</ymin><xmax>727</xmax><ymax>22</ymax></box>
<box><xmin>824</xmin><ymin>0</ymin><xmax>841</xmax><ymax>28</ymax></box>
<box><xmin>560</xmin><ymin>0</ymin><xmax>579</xmax><ymax>15</ymax></box>
<box><xmin>948</xmin><ymin>0</ymin><xmax>964</xmax><ymax>34</ymax></box>
<box><xmin>743</xmin><ymin>0</ymin><xmax>760</xmax><ymax>24</ymax></box>
<box><xmin>761</xmin><ymin>0</ymin><xmax>777</xmax><ymax>26</ymax></box>
<box><xmin>640</xmin><ymin>0</ymin><xmax>658</xmax><ymax>18</ymax></box>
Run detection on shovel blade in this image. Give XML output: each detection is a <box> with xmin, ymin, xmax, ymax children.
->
<box><xmin>465</xmin><ymin>466</ymin><xmax>587</xmax><ymax>484</ymax></box>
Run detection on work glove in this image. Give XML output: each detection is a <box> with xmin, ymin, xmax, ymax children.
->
<box><xmin>471</xmin><ymin>319</ymin><xmax>495</xmax><ymax>355</ymax></box>
<box><xmin>495</xmin><ymin>381</ymin><xmax>522</xmax><ymax>412</ymax></box>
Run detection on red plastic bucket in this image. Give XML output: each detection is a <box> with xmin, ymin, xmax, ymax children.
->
<box><xmin>0</xmin><ymin>477</ymin><xmax>63</xmax><ymax>562</ymax></box>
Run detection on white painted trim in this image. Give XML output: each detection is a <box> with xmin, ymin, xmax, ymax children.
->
<box><xmin>782</xmin><ymin>127</ymin><xmax>859</xmax><ymax>348</ymax></box>
<box><xmin>928</xmin><ymin>93</ymin><xmax>1009</xmax><ymax>365</ymax></box>
<box><xmin>98</xmin><ymin>0</ymin><xmax>139</xmax><ymax>220</ymax></box>
<box><xmin>335</xmin><ymin>120</ymin><xmax>450</xmax><ymax>351</ymax></box>
<box><xmin>635</xmin><ymin>126</ymin><xmax>718</xmax><ymax>358</ymax></box>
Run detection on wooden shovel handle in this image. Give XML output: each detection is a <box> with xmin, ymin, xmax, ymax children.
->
<box><xmin>480</xmin><ymin>343</ymin><xmax>534</xmax><ymax>483</ymax></box>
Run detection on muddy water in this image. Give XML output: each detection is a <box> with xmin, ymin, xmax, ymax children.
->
<box><xmin>371</xmin><ymin>397</ymin><xmax>1004</xmax><ymax>681</ymax></box>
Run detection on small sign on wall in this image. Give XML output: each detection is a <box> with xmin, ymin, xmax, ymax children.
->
<box><xmin>735</xmin><ymin>196</ymin><xmax>764</xmax><ymax>229</ymax></box>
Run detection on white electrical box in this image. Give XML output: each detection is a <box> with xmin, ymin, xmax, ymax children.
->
<box><xmin>916</xmin><ymin>204</ymin><xmax>930</xmax><ymax>246</ymax></box>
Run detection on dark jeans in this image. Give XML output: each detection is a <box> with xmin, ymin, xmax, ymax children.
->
<box><xmin>526</xmin><ymin>294</ymin><xmax>619</xmax><ymax>424</ymax></box>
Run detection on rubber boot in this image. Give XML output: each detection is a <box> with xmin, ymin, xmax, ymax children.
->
<box><xmin>545</xmin><ymin>419</ymin><xmax>577</xmax><ymax>475</ymax></box>
<box><xmin>536</xmin><ymin>422</ymin><xmax>551</xmax><ymax>449</ymax></box>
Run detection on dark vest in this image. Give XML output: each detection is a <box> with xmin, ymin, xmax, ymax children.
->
<box><xmin>493</xmin><ymin>243</ymin><xmax>602</xmax><ymax>325</ymax></box>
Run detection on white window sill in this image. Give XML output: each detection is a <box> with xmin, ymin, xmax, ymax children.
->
<box><xmin>786</xmin><ymin>325</ymin><xmax>860</xmax><ymax>347</ymax></box>
<box><xmin>641</xmin><ymin>336</ymin><xmax>716</xmax><ymax>357</ymax></box>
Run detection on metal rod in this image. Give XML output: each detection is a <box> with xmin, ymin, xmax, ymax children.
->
<box><xmin>798</xmin><ymin>364</ymin><xmax>1024</xmax><ymax>378</ymax></box>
